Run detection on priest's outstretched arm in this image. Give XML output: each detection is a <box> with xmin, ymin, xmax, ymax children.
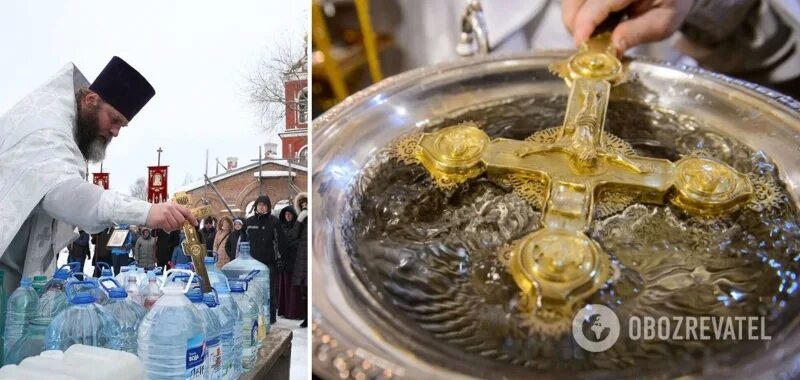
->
<box><xmin>41</xmin><ymin>177</ymin><xmax>151</xmax><ymax>234</ymax></box>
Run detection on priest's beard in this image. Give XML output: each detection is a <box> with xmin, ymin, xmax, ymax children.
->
<box><xmin>75</xmin><ymin>103</ymin><xmax>109</xmax><ymax>162</ymax></box>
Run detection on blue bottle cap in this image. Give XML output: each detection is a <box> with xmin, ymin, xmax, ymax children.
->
<box><xmin>204</xmin><ymin>256</ymin><xmax>215</xmax><ymax>264</ymax></box>
<box><xmin>20</xmin><ymin>277</ymin><xmax>32</xmax><ymax>286</ymax></box>
<box><xmin>186</xmin><ymin>288</ymin><xmax>203</xmax><ymax>303</ymax></box>
<box><xmin>71</xmin><ymin>292</ymin><xmax>96</xmax><ymax>304</ymax></box>
<box><xmin>108</xmin><ymin>288</ymin><xmax>128</xmax><ymax>299</ymax></box>
<box><xmin>101</xmin><ymin>268</ymin><xmax>113</xmax><ymax>277</ymax></box>
<box><xmin>53</xmin><ymin>269</ymin><xmax>70</xmax><ymax>280</ymax></box>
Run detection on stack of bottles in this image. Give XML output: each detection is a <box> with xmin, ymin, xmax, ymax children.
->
<box><xmin>0</xmin><ymin>240</ymin><xmax>271</xmax><ymax>378</ymax></box>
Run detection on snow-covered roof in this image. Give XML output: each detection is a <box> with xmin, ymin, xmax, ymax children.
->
<box><xmin>173</xmin><ymin>159</ymin><xmax>307</xmax><ymax>193</ymax></box>
<box><xmin>253</xmin><ymin>170</ymin><xmax>296</xmax><ymax>178</ymax></box>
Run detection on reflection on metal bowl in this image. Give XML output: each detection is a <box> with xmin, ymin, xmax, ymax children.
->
<box><xmin>312</xmin><ymin>51</ymin><xmax>800</xmax><ymax>380</ymax></box>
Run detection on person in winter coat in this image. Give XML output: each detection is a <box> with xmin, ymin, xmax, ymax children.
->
<box><xmin>213</xmin><ymin>217</ymin><xmax>233</xmax><ymax>269</ymax></box>
<box><xmin>171</xmin><ymin>231</ymin><xmax>191</xmax><ymax>267</ymax></box>
<box><xmin>67</xmin><ymin>230</ymin><xmax>91</xmax><ymax>273</ymax></box>
<box><xmin>225</xmin><ymin>218</ymin><xmax>245</xmax><ymax>260</ymax></box>
<box><xmin>201</xmin><ymin>217</ymin><xmax>217</xmax><ymax>254</ymax></box>
<box><xmin>244</xmin><ymin>195</ymin><xmax>287</xmax><ymax>324</ymax></box>
<box><xmin>91</xmin><ymin>228</ymin><xmax>113</xmax><ymax>277</ymax></box>
<box><xmin>277</xmin><ymin>205</ymin><xmax>302</xmax><ymax>319</ymax></box>
<box><xmin>154</xmin><ymin>228</ymin><xmax>179</xmax><ymax>269</ymax></box>
<box><xmin>134</xmin><ymin>227</ymin><xmax>157</xmax><ymax>269</ymax></box>
<box><xmin>292</xmin><ymin>192</ymin><xmax>308</xmax><ymax>327</ymax></box>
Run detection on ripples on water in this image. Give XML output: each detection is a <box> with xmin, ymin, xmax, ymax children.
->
<box><xmin>344</xmin><ymin>95</ymin><xmax>800</xmax><ymax>375</ymax></box>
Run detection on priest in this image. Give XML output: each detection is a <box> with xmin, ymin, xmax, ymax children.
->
<box><xmin>0</xmin><ymin>56</ymin><xmax>197</xmax><ymax>293</ymax></box>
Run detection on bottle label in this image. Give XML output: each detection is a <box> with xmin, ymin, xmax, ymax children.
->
<box><xmin>219</xmin><ymin>331</ymin><xmax>234</xmax><ymax>377</ymax></box>
<box><xmin>206</xmin><ymin>336</ymin><xmax>222</xmax><ymax>378</ymax></box>
<box><xmin>250</xmin><ymin>319</ymin><xmax>259</xmax><ymax>347</ymax></box>
<box><xmin>258</xmin><ymin>314</ymin><xmax>267</xmax><ymax>341</ymax></box>
<box><xmin>186</xmin><ymin>334</ymin><xmax>206</xmax><ymax>379</ymax></box>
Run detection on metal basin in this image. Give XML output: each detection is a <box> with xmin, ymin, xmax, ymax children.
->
<box><xmin>311</xmin><ymin>52</ymin><xmax>800</xmax><ymax>379</ymax></box>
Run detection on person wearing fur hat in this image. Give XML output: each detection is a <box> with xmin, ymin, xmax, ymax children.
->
<box><xmin>244</xmin><ymin>194</ymin><xmax>287</xmax><ymax>324</ymax></box>
<box><xmin>292</xmin><ymin>192</ymin><xmax>308</xmax><ymax>327</ymax></box>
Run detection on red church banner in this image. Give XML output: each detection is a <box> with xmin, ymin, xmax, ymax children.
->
<box><xmin>148</xmin><ymin>166</ymin><xmax>169</xmax><ymax>203</ymax></box>
<box><xmin>93</xmin><ymin>173</ymin><xmax>109</xmax><ymax>190</ymax></box>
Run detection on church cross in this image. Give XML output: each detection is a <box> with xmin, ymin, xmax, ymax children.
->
<box><xmin>394</xmin><ymin>33</ymin><xmax>754</xmax><ymax>324</ymax></box>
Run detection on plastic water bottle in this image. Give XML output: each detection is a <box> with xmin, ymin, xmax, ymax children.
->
<box><xmin>125</xmin><ymin>275</ymin><xmax>143</xmax><ymax>305</ymax></box>
<box><xmin>204</xmin><ymin>292</ymin><xmax>235</xmax><ymax>379</ymax></box>
<box><xmin>222</xmin><ymin>241</ymin><xmax>270</xmax><ymax>340</ymax></box>
<box><xmin>4</xmin><ymin>278</ymin><xmax>39</xmax><ymax>354</ymax></box>
<box><xmin>230</xmin><ymin>281</ymin><xmax>259</xmax><ymax>371</ymax></box>
<box><xmin>207</xmin><ymin>264</ymin><xmax>242</xmax><ymax>376</ymax></box>
<box><xmin>102</xmin><ymin>279</ymin><xmax>146</xmax><ymax>354</ymax></box>
<box><xmin>131</xmin><ymin>267</ymin><xmax>148</xmax><ymax>287</ymax></box>
<box><xmin>6</xmin><ymin>271</ymin><xmax>70</xmax><ymax>364</ymax></box>
<box><xmin>114</xmin><ymin>265</ymin><xmax>132</xmax><ymax>284</ymax></box>
<box><xmin>0</xmin><ymin>271</ymin><xmax>6</xmax><ymax>365</ymax></box>
<box><xmin>45</xmin><ymin>280</ymin><xmax>121</xmax><ymax>351</ymax></box>
<box><xmin>187</xmin><ymin>288</ymin><xmax>222</xmax><ymax>379</ymax></box>
<box><xmin>95</xmin><ymin>263</ymin><xmax>115</xmax><ymax>305</ymax></box>
<box><xmin>140</xmin><ymin>271</ymin><xmax>163</xmax><ymax>310</ymax></box>
<box><xmin>138</xmin><ymin>269</ymin><xmax>206</xmax><ymax>380</ymax></box>
<box><xmin>31</xmin><ymin>276</ymin><xmax>47</xmax><ymax>297</ymax></box>
<box><xmin>39</xmin><ymin>264</ymin><xmax>73</xmax><ymax>317</ymax></box>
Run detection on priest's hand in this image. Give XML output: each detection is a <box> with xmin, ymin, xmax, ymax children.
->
<box><xmin>145</xmin><ymin>203</ymin><xmax>198</xmax><ymax>231</ymax></box>
<box><xmin>562</xmin><ymin>0</ymin><xmax>694</xmax><ymax>53</ymax></box>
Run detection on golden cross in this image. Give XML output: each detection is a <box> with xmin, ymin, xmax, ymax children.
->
<box><xmin>173</xmin><ymin>192</ymin><xmax>213</xmax><ymax>293</ymax></box>
<box><xmin>393</xmin><ymin>33</ymin><xmax>753</xmax><ymax>325</ymax></box>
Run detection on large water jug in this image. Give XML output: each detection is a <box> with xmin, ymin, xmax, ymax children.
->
<box><xmin>101</xmin><ymin>279</ymin><xmax>146</xmax><ymax>354</ymax></box>
<box><xmin>125</xmin><ymin>274</ymin><xmax>143</xmax><ymax>305</ymax></box>
<box><xmin>140</xmin><ymin>271</ymin><xmax>163</xmax><ymax>310</ymax></box>
<box><xmin>5</xmin><ymin>274</ymin><xmax>69</xmax><ymax>365</ymax></box>
<box><xmin>206</xmin><ymin>259</ymin><xmax>243</xmax><ymax>375</ymax></box>
<box><xmin>7</xmin><ymin>265</ymin><xmax>76</xmax><ymax>363</ymax></box>
<box><xmin>1</xmin><ymin>344</ymin><xmax>145</xmax><ymax>380</ymax></box>
<box><xmin>45</xmin><ymin>280</ymin><xmax>121</xmax><ymax>351</ymax></box>
<box><xmin>138</xmin><ymin>269</ymin><xmax>207</xmax><ymax>380</ymax></box>
<box><xmin>4</xmin><ymin>277</ymin><xmax>39</xmax><ymax>355</ymax></box>
<box><xmin>31</xmin><ymin>275</ymin><xmax>47</xmax><ymax>297</ymax></box>
<box><xmin>41</xmin><ymin>264</ymin><xmax>75</xmax><ymax>310</ymax></box>
<box><xmin>131</xmin><ymin>266</ymin><xmax>148</xmax><ymax>287</ymax></box>
<box><xmin>187</xmin><ymin>288</ymin><xmax>222</xmax><ymax>380</ymax></box>
<box><xmin>230</xmin><ymin>281</ymin><xmax>259</xmax><ymax>371</ymax></box>
<box><xmin>0</xmin><ymin>271</ymin><xmax>6</xmax><ymax>365</ymax></box>
<box><xmin>114</xmin><ymin>266</ymin><xmax>131</xmax><ymax>283</ymax></box>
<box><xmin>222</xmin><ymin>241</ymin><xmax>270</xmax><ymax>340</ymax></box>
<box><xmin>204</xmin><ymin>292</ymin><xmax>235</xmax><ymax>379</ymax></box>
<box><xmin>94</xmin><ymin>262</ymin><xmax>115</xmax><ymax>304</ymax></box>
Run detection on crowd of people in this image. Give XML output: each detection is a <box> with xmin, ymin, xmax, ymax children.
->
<box><xmin>65</xmin><ymin>192</ymin><xmax>309</xmax><ymax>327</ymax></box>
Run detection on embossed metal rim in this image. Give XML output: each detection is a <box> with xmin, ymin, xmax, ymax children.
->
<box><xmin>312</xmin><ymin>51</ymin><xmax>800</xmax><ymax>379</ymax></box>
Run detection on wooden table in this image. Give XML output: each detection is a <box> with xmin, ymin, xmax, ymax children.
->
<box><xmin>239</xmin><ymin>327</ymin><xmax>293</xmax><ymax>380</ymax></box>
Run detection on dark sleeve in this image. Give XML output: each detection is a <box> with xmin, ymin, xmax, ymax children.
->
<box><xmin>274</xmin><ymin>218</ymin><xmax>288</xmax><ymax>255</ymax></box>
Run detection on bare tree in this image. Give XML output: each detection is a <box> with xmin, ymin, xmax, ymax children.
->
<box><xmin>129</xmin><ymin>177</ymin><xmax>147</xmax><ymax>200</ymax></box>
<box><xmin>246</xmin><ymin>35</ymin><xmax>308</xmax><ymax>132</ymax></box>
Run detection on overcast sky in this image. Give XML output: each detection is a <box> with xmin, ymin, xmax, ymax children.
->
<box><xmin>0</xmin><ymin>0</ymin><xmax>306</xmax><ymax>197</ymax></box>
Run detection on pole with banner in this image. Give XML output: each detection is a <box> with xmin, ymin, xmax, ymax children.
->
<box><xmin>92</xmin><ymin>173</ymin><xmax>109</xmax><ymax>189</ymax></box>
<box><xmin>148</xmin><ymin>147</ymin><xmax>169</xmax><ymax>203</ymax></box>
<box><xmin>93</xmin><ymin>162</ymin><xmax>109</xmax><ymax>189</ymax></box>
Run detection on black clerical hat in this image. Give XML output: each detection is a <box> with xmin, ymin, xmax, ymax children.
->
<box><xmin>89</xmin><ymin>56</ymin><xmax>155</xmax><ymax>121</ymax></box>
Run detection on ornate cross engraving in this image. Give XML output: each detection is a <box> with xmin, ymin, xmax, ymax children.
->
<box><xmin>392</xmin><ymin>33</ymin><xmax>754</xmax><ymax>325</ymax></box>
<box><xmin>173</xmin><ymin>192</ymin><xmax>213</xmax><ymax>293</ymax></box>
